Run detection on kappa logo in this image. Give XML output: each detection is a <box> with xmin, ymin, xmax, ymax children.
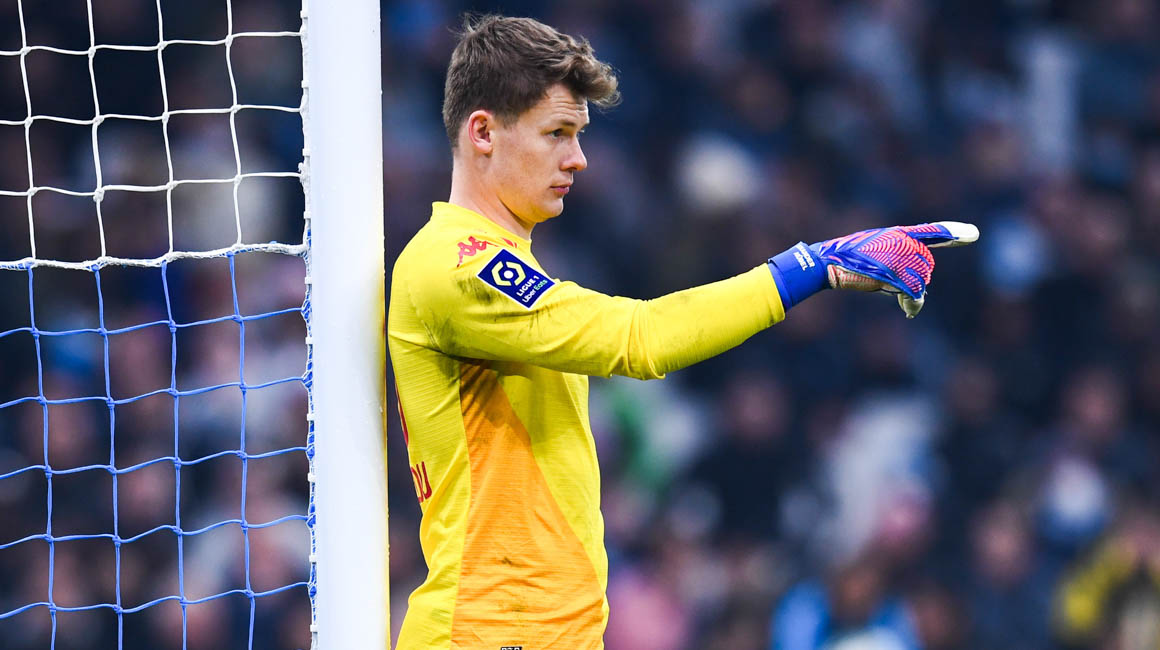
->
<box><xmin>478</xmin><ymin>249</ymin><xmax>555</xmax><ymax>309</ymax></box>
<box><xmin>457</xmin><ymin>236</ymin><xmax>491</xmax><ymax>266</ymax></box>
<box><xmin>456</xmin><ymin>235</ymin><xmax>520</xmax><ymax>266</ymax></box>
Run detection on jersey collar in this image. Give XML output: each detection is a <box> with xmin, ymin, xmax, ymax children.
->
<box><xmin>431</xmin><ymin>202</ymin><xmax>533</xmax><ymax>248</ymax></box>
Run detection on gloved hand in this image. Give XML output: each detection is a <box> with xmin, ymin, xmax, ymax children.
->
<box><xmin>767</xmin><ymin>222</ymin><xmax>979</xmax><ymax>318</ymax></box>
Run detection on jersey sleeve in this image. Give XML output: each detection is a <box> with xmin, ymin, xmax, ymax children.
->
<box><xmin>405</xmin><ymin>240</ymin><xmax>787</xmax><ymax>380</ymax></box>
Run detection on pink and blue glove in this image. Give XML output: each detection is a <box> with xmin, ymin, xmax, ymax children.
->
<box><xmin>767</xmin><ymin>222</ymin><xmax>979</xmax><ymax>318</ymax></box>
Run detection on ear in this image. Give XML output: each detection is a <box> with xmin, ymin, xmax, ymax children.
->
<box><xmin>464</xmin><ymin>110</ymin><xmax>495</xmax><ymax>155</ymax></box>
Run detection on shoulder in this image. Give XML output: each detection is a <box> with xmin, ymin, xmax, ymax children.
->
<box><xmin>394</xmin><ymin>223</ymin><xmax>538</xmax><ymax>310</ymax></box>
<box><xmin>394</xmin><ymin>222</ymin><xmax>524</xmax><ymax>279</ymax></box>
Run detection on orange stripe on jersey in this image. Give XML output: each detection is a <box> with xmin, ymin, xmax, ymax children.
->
<box><xmin>452</xmin><ymin>361</ymin><xmax>604</xmax><ymax>648</ymax></box>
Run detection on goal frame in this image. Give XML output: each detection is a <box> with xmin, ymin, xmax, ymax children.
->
<box><xmin>302</xmin><ymin>1</ymin><xmax>388</xmax><ymax>648</ymax></box>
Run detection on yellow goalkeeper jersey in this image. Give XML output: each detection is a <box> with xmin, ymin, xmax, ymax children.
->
<box><xmin>388</xmin><ymin>202</ymin><xmax>786</xmax><ymax>649</ymax></box>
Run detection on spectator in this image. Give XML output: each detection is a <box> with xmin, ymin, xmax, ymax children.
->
<box><xmin>1055</xmin><ymin>502</ymin><xmax>1160</xmax><ymax>650</ymax></box>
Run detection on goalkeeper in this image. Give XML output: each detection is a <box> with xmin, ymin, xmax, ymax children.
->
<box><xmin>387</xmin><ymin>13</ymin><xmax>977</xmax><ymax>650</ymax></box>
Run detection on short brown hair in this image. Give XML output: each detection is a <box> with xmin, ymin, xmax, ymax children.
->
<box><xmin>442</xmin><ymin>14</ymin><xmax>620</xmax><ymax>148</ymax></box>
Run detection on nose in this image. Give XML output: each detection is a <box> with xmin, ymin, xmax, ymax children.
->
<box><xmin>562</xmin><ymin>138</ymin><xmax>587</xmax><ymax>172</ymax></box>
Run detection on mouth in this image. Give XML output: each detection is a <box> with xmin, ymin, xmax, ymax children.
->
<box><xmin>550</xmin><ymin>184</ymin><xmax>571</xmax><ymax>196</ymax></box>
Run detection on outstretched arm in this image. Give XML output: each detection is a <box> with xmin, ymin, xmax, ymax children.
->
<box><xmin>407</xmin><ymin>246</ymin><xmax>784</xmax><ymax>379</ymax></box>
<box><xmin>404</xmin><ymin>222</ymin><xmax>977</xmax><ymax>379</ymax></box>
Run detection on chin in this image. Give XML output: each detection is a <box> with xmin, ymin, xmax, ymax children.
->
<box><xmin>523</xmin><ymin>196</ymin><xmax>565</xmax><ymax>223</ymax></box>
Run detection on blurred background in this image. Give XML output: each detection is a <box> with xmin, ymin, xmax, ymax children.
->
<box><xmin>3</xmin><ymin>0</ymin><xmax>1160</xmax><ymax>648</ymax></box>
<box><xmin>385</xmin><ymin>0</ymin><xmax>1160</xmax><ymax>649</ymax></box>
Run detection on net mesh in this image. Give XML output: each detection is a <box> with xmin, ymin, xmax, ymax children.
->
<box><xmin>0</xmin><ymin>1</ymin><xmax>313</xmax><ymax>647</ymax></box>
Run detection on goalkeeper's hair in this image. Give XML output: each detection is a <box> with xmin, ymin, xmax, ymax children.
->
<box><xmin>443</xmin><ymin>14</ymin><xmax>620</xmax><ymax>149</ymax></box>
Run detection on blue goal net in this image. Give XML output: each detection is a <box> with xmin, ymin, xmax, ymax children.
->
<box><xmin>0</xmin><ymin>2</ymin><xmax>314</xmax><ymax>648</ymax></box>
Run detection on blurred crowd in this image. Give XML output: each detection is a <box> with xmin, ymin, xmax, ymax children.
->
<box><xmin>3</xmin><ymin>0</ymin><xmax>1160</xmax><ymax>648</ymax></box>
<box><xmin>379</xmin><ymin>0</ymin><xmax>1160</xmax><ymax>649</ymax></box>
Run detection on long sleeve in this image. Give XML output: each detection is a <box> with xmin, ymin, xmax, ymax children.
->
<box><xmin>403</xmin><ymin>242</ymin><xmax>786</xmax><ymax>380</ymax></box>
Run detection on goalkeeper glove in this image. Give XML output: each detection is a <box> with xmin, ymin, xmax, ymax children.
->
<box><xmin>766</xmin><ymin>221</ymin><xmax>979</xmax><ymax>318</ymax></box>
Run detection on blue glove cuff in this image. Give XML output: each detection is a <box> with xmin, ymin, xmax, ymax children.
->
<box><xmin>767</xmin><ymin>242</ymin><xmax>829</xmax><ymax>310</ymax></box>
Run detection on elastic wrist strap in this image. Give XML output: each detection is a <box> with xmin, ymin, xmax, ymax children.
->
<box><xmin>766</xmin><ymin>242</ymin><xmax>829</xmax><ymax>310</ymax></box>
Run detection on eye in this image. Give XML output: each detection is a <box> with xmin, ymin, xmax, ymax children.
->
<box><xmin>549</xmin><ymin>128</ymin><xmax>564</xmax><ymax>137</ymax></box>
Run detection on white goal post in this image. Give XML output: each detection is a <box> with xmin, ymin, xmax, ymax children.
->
<box><xmin>0</xmin><ymin>0</ymin><xmax>386</xmax><ymax>645</ymax></box>
<box><xmin>303</xmin><ymin>0</ymin><xmax>388</xmax><ymax>648</ymax></box>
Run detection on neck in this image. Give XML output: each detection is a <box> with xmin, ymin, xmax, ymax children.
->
<box><xmin>449</xmin><ymin>164</ymin><xmax>533</xmax><ymax>240</ymax></box>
